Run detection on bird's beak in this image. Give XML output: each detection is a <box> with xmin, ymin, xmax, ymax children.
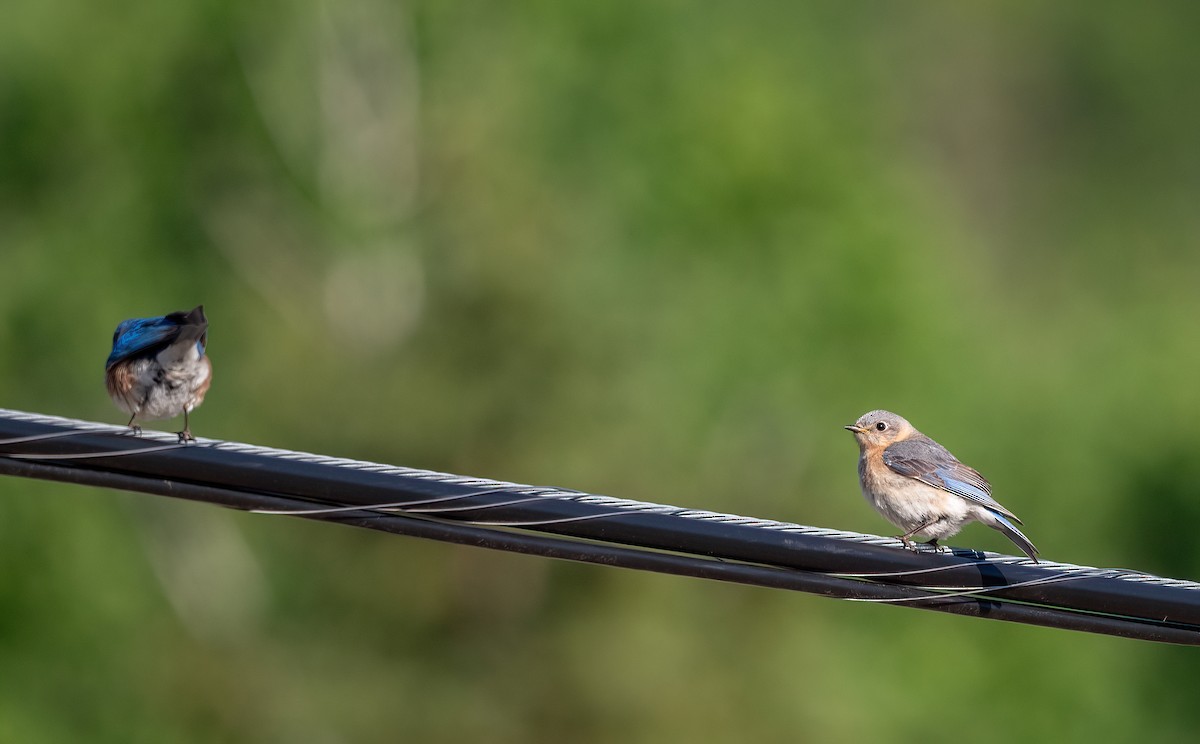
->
<box><xmin>844</xmin><ymin>425</ymin><xmax>864</xmax><ymax>433</ymax></box>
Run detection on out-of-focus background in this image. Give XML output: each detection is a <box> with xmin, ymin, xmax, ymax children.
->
<box><xmin>2</xmin><ymin>2</ymin><xmax>1199</xmax><ymax>741</ymax></box>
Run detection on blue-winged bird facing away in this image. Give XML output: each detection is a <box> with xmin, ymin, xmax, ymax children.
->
<box><xmin>106</xmin><ymin>305</ymin><xmax>212</xmax><ymax>442</ymax></box>
<box><xmin>845</xmin><ymin>410</ymin><xmax>1038</xmax><ymax>562</ymax></box>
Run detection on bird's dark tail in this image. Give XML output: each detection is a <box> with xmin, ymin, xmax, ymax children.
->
<box><xmin>171</xmin><ymin>305</ymin><xmax>208</xmax><ymax>344</ymax></box>
<box><xmin>987</xmin><ymin>510</ymin><xmax>1039</xmax><ymax>563</ymax></box>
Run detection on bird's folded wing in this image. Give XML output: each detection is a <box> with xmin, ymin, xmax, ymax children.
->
<box><xmin>882</xmin><ymin>438</ymin><xmax>1022</xmax><ymax>523</ymax></box>
<box><xmin>106</xmin><ymin>318</ymin><xmax>182</xmax><ymax>369</ymax></box>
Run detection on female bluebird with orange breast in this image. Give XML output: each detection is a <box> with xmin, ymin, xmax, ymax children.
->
<box><xmin>845</xmin><ymin>410</ymin><xmax>1038</xmax><ymax>562</ymax></box>
<box><xmin>105</xmin><ymin>305</ymin><xmax>212</xmax><ymax>442</ymax></box>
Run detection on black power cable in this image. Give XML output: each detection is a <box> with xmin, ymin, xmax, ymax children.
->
<box><xmin>0</xmin><ymin>409</ymin><xmax>1197</xmax><ymax>645</ymax></box>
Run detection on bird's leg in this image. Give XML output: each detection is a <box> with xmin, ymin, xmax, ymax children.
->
<box><xmin>898</xmin><ymin>519</ymin><xmax>940</xmax><ymax>551</ymax></box>
<box><xmin>177</xmin><ymin>408</ymin><xmax>195</xmax><ymax>444</ymax></box>
<box><xmin>125</xmin><ymin>412</ymin><xmax>142</xmax><ymax>437</ymax></box>
<box><xmin>923</xmin><ymin>538</ymin><xmax>949</xmax><ymax>554</ymax></box>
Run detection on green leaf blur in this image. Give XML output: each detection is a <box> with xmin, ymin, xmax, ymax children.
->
<box><xmin>2</xmin><ymin>1</ymin><xmax>1198</xmax><ymax>741</ymax></box>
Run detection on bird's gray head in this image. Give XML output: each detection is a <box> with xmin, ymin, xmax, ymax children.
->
<box><xmin>844</xmin><ymin>410</ymin><xmax>915</xmax><ymax>449</ymax></box>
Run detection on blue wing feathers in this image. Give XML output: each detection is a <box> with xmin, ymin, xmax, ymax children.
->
<box><xmin>937</xmin><ymin>469</ymin><xmax>992</xmax><ymax>504</ymax></box>
<box><xmin>106</xmin><ymin>307</ymin><xmax>208</xmax><ymax>370</ymax></box>
<box><xmin>106</xmin><ymin>316</ymin><xmax>180</xmax><ymax>369</ymax></box>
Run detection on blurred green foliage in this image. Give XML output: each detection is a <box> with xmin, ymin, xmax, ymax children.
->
<box><xmin>2</xmin><ymin>1</ymin><xmax>1200</xmax><ymax>741</ymax></box>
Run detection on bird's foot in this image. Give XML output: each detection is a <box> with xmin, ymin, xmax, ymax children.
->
<box><xmin>126</xmin><ymin>425</ymin><xmax>143</xmax><ymax>437</ymax></box>
<box><xmin>895</xmin><ymin>535</ymin><xmax>917</xmax><ymax>551</ymax></box>
<box><xmin>177</xmin><ymin>429</ymin><xmax>196</xmax><ymax>444</ymax></box>
<box><xmin>923</xmin><ymin>539</ymin><xmax>950</xmax><ymax>555</ymax></box>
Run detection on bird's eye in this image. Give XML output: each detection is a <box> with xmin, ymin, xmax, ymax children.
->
<box><xmin>875</xmin><ymin>422</ymin><xmax>888</xmax><ymax>431</ymax></box>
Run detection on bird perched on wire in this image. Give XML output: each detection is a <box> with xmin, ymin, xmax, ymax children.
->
<box><xmin>105</xmin><ymin>305</ymin><xmax>211</xmax><ymax>442</ymax></box>
<box><xmin>845</xmin><ymin>409</ymin><xmax>1038</xmax><ymax>562</ymax></box>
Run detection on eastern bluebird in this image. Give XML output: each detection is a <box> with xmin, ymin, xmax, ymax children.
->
<box><xmin>845</xmin><ymin>409</ymin><xmax>1038</xmax><ymax>562</ymax></box>
<box><xmin>105</xmin><ymin>305</ymin><xmax>212</xmax><ymax>442</ymax></box>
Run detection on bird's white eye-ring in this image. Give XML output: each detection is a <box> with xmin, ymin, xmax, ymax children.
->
<box><xmin>875</xmin><ymin>421</ymin><xmax>888</xmax><ymax>431</ymax></box>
